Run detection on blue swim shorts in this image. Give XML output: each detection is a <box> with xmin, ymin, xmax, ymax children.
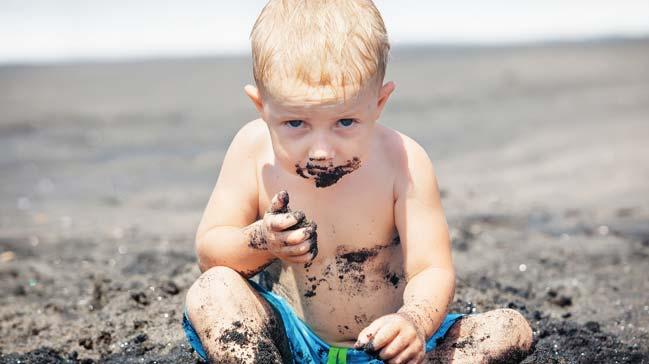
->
<box><xmin>182</xmin><ymin>279</ymin><xmax>464</xmax><ymax>363</ymax></box>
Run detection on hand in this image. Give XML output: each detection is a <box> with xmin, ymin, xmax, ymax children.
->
<box><xmin>249</xmin><ymin>190</ymin><xmax>318</xmax><ymax>264</ymax></box>
<box><xmin>354</xmin><ymin>313</ymin><xmax>426</xmax><ymax>364</ymax></box>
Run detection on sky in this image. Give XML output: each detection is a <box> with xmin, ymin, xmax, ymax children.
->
<box><xmin>1</xmin><ymin>0</ymin><xmax>648</xmax><ymax>64</ymax></box>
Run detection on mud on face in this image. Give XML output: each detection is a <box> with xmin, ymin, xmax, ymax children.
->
<box><xmin>295</xmin><ymin>157</ymin><xmax>361</xmax><ymax>188</ymax></box>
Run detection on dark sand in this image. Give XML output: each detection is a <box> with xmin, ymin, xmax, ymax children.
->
<box><xmin>1</xmin><ymin>39</ymin><xmax>648</xmax><ymax>363</ymax></box>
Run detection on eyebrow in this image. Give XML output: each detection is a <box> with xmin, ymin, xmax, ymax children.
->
<box><xmin>278</xmin><ymin>112</ymin><xmax>359</xmax><ymax>120</ymax></box>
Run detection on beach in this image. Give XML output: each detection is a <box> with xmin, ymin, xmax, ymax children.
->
<box><xmin>1</xmin><ymin>39</ymin><xmax>648</xmax><ymax>363</ymax></box>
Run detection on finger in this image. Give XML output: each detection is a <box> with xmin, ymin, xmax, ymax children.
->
<box><xmin>379</xmin><ymin>332</ymin><xmax>411</xmax><ymax>360</ymax></box>
<box><xmin>279</xmin><ymin>240</ymin><xmax>312</xmax><ymax>256</ymax></box>
<box><xmin>275</xmin><ymin>227</ymin><xmax>311</xmax><ymax>245</ymax></box>
<box><xmin>268</xmin><ymin>190</ymin><xmax>289</xmax><ymax>213</ymax></box>
<box><xmin>414</xmin><ymin>350</ymin><xmax>426</xmax><ymax>364</ymax></box>
<box><xmin>268</xmin><ymin>211</ymin><xmax>305</xmax><ymax>231</ymax></box>
<box><xmin>284</xmin><ymin>251</ymin><xmax>315</xmax><ymax>264</ymax></box>
<box><xmin>355</xmin><ymin>317</ymin><xmax>388</xmax><ymax>349</ymax></box>
<box><xmin>370</xmin><ymin>321</ymin><xmax>401</xmax><ymax>352</ymax></box>
<box><xmin>387</xmin><ymin>342</ymin><xmax>418</xmax><ymax>364</ymax></box>
<box><xmin>307</xmin><ymin>234</ymin><xmax>319</xmax><ymax>260</ymax></box>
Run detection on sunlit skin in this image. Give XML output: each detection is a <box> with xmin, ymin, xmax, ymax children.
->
<box><xmin>185</xmin><ymin>79</ymin><xmax>533</xmax><ymax>363</ymax></box>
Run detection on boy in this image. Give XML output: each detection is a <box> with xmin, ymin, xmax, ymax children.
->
<box><xmin>183</xmin><ymin>0</ymin><xmax>533</xmax><ymax>363</ymax></box>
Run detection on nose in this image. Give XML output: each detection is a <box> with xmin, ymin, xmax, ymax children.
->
<box><xmin>308</xmin><ymin>135</ymin><xmax>335</xmax><ymax>162</ymax></box>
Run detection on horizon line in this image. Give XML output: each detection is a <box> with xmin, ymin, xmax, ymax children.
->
<box><xmin>2</xmin><ymin>33</ymin><xmax>647</xmax><ymax>68</ymax></box>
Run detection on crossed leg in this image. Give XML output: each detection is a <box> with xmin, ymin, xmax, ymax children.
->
<box><xmin>184</xmin><ymin>266</ymin><xmax>291</xmax><ymax>364</ymax></box>
<box><xmin>186</xmin><ymin>267</ymin><xmax>532</xmax><ymax>364</ymax></box>
<box><xmin>426</xmin><ymin>308</ymin><xmax>533</xmax><ymax>364</ymax></box>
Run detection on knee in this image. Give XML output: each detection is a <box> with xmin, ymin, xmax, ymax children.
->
<box><xmin>185</xmin><ymin>266</ymin><xmax>243</xmax><ymax>311</ymax></box>
<box><xmin>201</xmin><ymin>265</ymin><xmax>244</xmax><ymax>282</ymax></box>
<box><xmin>494</xmin><ymin>308</ymin><xmax>533</xmax><ymax>350</ymax></box>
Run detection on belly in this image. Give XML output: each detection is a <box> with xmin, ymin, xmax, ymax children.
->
<box><xmin>269</xmin><ymin>235</ymin><xmax>406</xmax><ymax>345</ymax></box>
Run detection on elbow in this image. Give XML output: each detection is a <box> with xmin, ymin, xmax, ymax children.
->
<box><xmin>194</xmin><ymin>236</ymin><xmax>211</xmax><ymax>273</ymax></box>
<box><xmin>195</xmin><ymin>232</ymin><xmax>230</xmax><ymax>273</ymax></box>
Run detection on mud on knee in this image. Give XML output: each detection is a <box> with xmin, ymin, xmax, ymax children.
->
<box><xmin>208</xmin><ymin>316</ymin><xmax>286</xmax><ymax>364</ymax></box>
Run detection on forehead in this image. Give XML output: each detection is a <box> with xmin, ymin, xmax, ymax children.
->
<box><xmin>264</xmin><ymin>82</ymin><xmax>377</xmax><ymax>117</ymax></box>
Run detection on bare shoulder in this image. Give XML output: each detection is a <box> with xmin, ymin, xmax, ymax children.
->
<box><xmin>230</xmin><ymin>118</ymin><xmax>269</xmax><ymax>154</ymax></box>
<box><xmin>376</xmin><ymin>125</ymin><xmax>436</xmax><ymax>199</ymax></box>
<box><xmin>195</xmin><ymin>118</ymin><xmax>268</xmax><ymax>238</ymax></box>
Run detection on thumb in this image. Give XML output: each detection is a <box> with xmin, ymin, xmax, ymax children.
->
<box><xmin>269</xmin><ymin>190</ymin><xmax>289</xmax><ymax>214</ymax></box>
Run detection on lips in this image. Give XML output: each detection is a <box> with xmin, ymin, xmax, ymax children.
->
<box><xmin>305</xmin><ymin>162</ymin><xmax>333</xmax><ymax>172</ymax></box>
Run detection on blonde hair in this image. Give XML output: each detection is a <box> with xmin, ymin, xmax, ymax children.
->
<box><xmin>250</xmin><ymin>0</ymin><xmax>390</xmax><ymax>102</ymax></box>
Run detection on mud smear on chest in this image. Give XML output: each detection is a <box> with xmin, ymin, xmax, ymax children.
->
<box><xmin>295</xmin><ymin>157</ymin><xmax>361</xmax><ymax>188</ymax></box>
<box><xmin>302</xmin><ymin>234</ymin><xmax>404</xmax><ymax>298</ymax></box>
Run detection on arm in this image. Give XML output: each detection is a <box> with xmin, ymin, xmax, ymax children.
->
<box><xmin>194</xmin><ymin>120</ymin><xmax>274</xmax><ymax>276</ymax></box>
<box><xmin>195</xmin><ymin>120</ymin><xmax>317</xmax><ymax>277</ymax></box>
<box><xmin>394</xmin><ymin>139</ymin><xmax>455</xmax><ymax>340</ymax></box>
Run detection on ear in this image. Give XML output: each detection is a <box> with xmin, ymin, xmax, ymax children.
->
<box><xmin>376</xmin><ymin>81</ymin><xmax>395</xmax><ymax>115</ymax></box>
<box><xmin>244</xmin><ymin>84</ymin><xmax>264</xmax><ymax>114</ymax></box>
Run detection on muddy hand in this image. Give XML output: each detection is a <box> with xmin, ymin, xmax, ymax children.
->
<box><xmin>263</xmin><ymin>190</ymin><xmax>318</xmax><ymax>264</ymax></box>
<box><xmin>354</xmin><ymin>313</ymin><xmax>426</xmax><ymax>364</ymax></box>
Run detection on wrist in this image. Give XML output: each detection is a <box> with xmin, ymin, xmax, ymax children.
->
<box><xmin>397</xmin><ymin>305</ymin><xmax>431</xmax><ymax>340</ymax></box>
<box><xmin>244</xmin><ymin>220</ymin><xmax>268</xmax><ymax>250</ymax></box>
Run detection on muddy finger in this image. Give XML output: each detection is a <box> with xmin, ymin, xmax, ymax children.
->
<box><xmin>275</xmin><ymin>227</ymin><xmax>311</xmax><ymax>245</ymax></box>
<box><xmin>268</xmin><ymin>190</ymin><xmax>289</xmax><ymax>213</ymax></box>
<box><xmin>280</xmin><ymin>241</ymin><xmax>313</xmax><ymax>256</ymax></box>
<box><xmin>285</xmin><ymin>251</ymin><xmax>315</xmax><ymax>264</ymax></box>
<box><xmin>268</xmin><ymin>211</ymin><xmax>305</xmax><ymax>231</ymax></box>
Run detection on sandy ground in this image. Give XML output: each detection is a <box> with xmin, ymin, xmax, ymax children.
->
<box><xmin>1</xmin><ymin>39</ymin><xmax>648</xmax><ymax>363</ymax></box>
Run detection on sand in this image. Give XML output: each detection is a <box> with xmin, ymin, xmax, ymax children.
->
<box><xmin>1</xmin><ymin>38</ymin><xmax>648</xmax><ymax>363</ymax></box>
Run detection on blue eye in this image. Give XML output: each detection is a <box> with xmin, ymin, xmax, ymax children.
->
<box><xmin>338</xmin><ymin>119</ymin><xmax>356</xmax><ymax>127</ymax></box>
<box><xmin>286</xmin><ymin>120</ymin><xmax>303</xmax><ymax>128</ymax></box>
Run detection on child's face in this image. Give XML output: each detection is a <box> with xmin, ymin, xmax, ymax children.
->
<box><xmin>245</xmin><ymin>80</ymin><xmax>395</xmax><ymax>188</ymax></box>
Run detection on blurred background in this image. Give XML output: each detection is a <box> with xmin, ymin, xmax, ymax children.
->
<box><xmin>2</xmin><ymin>0</ymin><xmax>649</xmax><ymax>63</ymax></box>
<box><xmin>1</xmin><ymin>1</ymin><xmax>648</xmax><ymax>363</ymax></box>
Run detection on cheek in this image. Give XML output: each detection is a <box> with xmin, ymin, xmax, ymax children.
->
<box><xmin>271</xmin><ymin>137</ymin><xmax>306</xmax><ymax>170</ymax></box>
<box><xmin>345</xmin><ymin>130</ymin><xmax>372</xmax><ymax>157</ymax></box>
<box><xmin>269</xmin><ymin>128</ymin><xmax>301</xmax><ymax>155</ymax></box>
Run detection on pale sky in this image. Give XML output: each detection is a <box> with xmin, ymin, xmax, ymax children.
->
<box><xmin>1</xmin><ymin>0</ymin><xmax>648</xmax><ymax>63</ymax></box>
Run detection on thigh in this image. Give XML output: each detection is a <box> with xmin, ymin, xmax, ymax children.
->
<box><xmin>185</xmin><ymin>266</ymin><xmax>292</xmax><ymax>361</ymax></box>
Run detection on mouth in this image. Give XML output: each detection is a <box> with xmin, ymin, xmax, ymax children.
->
<box><xmin>295</xmin><ymin>157</ymin><xmax>361</xmax><ymax>188</ymax></box>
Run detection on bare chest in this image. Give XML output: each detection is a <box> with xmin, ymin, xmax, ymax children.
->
<box><xmin>255</xmin><ymin>159</ymin><xmax>407</xmax><ymax>343</ymax></box>
<box><xmin>257</xmin><ymin>157</ymin><xmax>397</xmax><ymax>253</ymax></box>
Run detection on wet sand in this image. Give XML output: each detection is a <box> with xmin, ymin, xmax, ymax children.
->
<box><xmin>1</xmin><ymin>38</ymin><xmax>648</xmax><ymax>363</ymax></box>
